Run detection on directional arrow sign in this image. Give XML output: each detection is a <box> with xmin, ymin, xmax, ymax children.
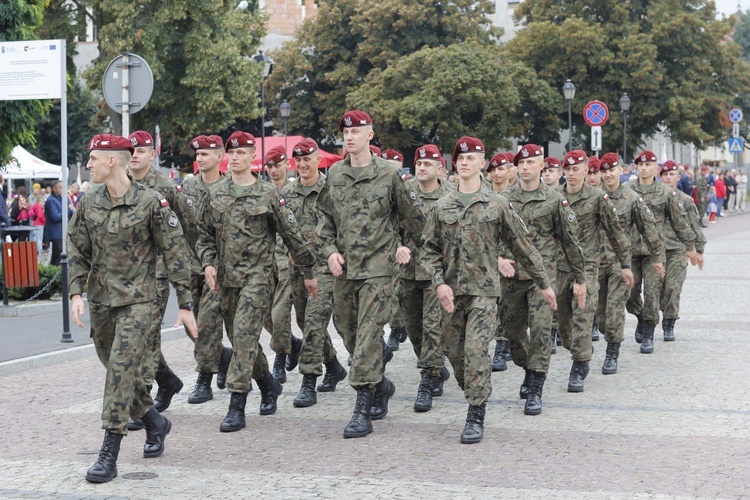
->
<box><xmin>728</xmin><ymin>137</ymin><xmax>744</xmax><ymax>154</ymax></box>
<box><xmin>591</xmin><ymin>126</ymin><xmax>602</xmax><ymax>151</ymax></box>
<box><xmin>729</xmin><ymin>108</ymin><xmax>743</xmax><ymax>124</ymax></box>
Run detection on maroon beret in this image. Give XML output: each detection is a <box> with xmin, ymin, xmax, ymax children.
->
<box><xmin>88</xmin><ymin>134</ymin><xmax>134</xmax><ymax>154</ymax></box>
<box><xmin>338</xmin><ymin>110</ymin><xmax>373</xmax><ymax>132</ymax></box>
<box><xmin>660</xmin><ymin>160</ymin><xmax>679</xmax><ymax>174</ymax></box>
<box><xmin>503</xmin><ymin>152</ymin><xmax>516</xmax><ymax>165</ymax></box>
<box><xmin>452</xmin><ymin>136</ymin><xmax>485</xmax><ymax>165</ymax></box>
<box><xmin>563</xmin><ymin>150</ymin><xmax>588</xmax><ymax>167</ymax></box>
<box><xmin>128</xmin><ymin>131</ymin><xmax>154</xmax><ymax>148</ymax></box>
<box><xmin>414</xmin><ymin>144</ymin><xmax>442</xmax><ymax>163</ymax></box>
<box><xmin>487</xmin><ymin>152</ymin><xmax>510</xmax><ymax>172</ymax></box>
<box><xmin>225</xmin><ymin>131</ymin><xmax>256</xmax><ymax>151</ymax></box>
<box><xmin>190</xmin><ymin>135</ymin><xmax>224</xmax><ymax>151</ymax></box>
<box><xmin>381</xmin><ymin>149</ymin><xmax>404</xmax><ymax>162</ymax></box>
<box><xmin>543</xmin><ymin>157</ymin><xmax>561</xmax><ymax>170</ymax></box>
<box><xmin>292</xmin><ymin>138</ymin><xmax>319</xmax><ymax>158</ymax></box>
<box><xmin>588</xmin><ymin>155</ymin><xmax>600</xmax><ymax>173</ymax></box>
<box><xmin>264</xmin><ymin>145</ymin><xmax>288</xmax><ymax>166</ymax></box>
<box><xmin>635</xmin><ymin>150</ymin><xmax>657</xmax><ymax>164</ymax></box>
<box><xmin>700</xmin><ymin>165</ymin><xmax>710</xmax><ymax>172</ymax></box>
<box><xmin>368</xmin><ymin>145</ymin><xmax>381</xmax><ymax>156</ymax></box>
<box><xmin>514</xmin><ymin>144</ymin><xmax>544</xmax><ymax>166</ymax></box>
<box><xmin>599</xmin><ymin>153</ymin><xmax>620</xmax><ymax>170</ymax></box>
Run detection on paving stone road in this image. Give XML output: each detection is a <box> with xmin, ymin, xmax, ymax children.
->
<box><xmin>1</xmin><ymin>213</ymin><xmax>749</xmax><ymax>499</ymax></box>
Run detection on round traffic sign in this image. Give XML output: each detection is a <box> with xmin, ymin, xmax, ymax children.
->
<box><xmin>729</xmin><ymin>108</ymin><xmax>743</xmax><ymax>124</ymax></box>
<box><xmin>102</xmin><ymin>53</ymin><xmax>154</xmax><ymax>115</ymax></box>
<box><xmin>583</xmin><ymin>101</ymin><xmax>609</xmax><ymax>127</ymax></box>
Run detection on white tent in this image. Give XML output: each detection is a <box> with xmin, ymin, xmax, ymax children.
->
<box><xmin>1</xmin><ymin>146</ymin><xmax>62</xmax><ymax>180</ymax></box>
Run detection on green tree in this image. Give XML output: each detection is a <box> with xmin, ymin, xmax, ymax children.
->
<box><xmin>0</xmin><ymin>0</ymin><xmax>53</xmax><ymax>166</ymax></box>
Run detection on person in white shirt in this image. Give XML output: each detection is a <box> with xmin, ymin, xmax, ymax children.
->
<box><xmin>735</xmin><ymin>169</ymin><xmax>747</xmax><ymax>212</ymax></box>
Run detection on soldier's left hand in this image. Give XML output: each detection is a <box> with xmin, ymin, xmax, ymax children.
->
<box><xmin>175</xmin><ymin>310</ymin><xmax>198</xmax><ymax>339</ymax></box>
<box><xmin>395</xmin><ymin>246</ymin><xmax>411</xmax><ymax>265</ymax></box>
<box><xmin>621</xmin><ymin>268</ymin><xmax>635</xmax><ymax>288</ymax></box>
<box><xmin>652</xmin><ymin>262</ymin><xmax>665</xmax><ymax>278</ymax></box>
<box><xmin>685</xmin><ymin>250</ymin><xmax>699</xmax><ymax>267</ymax></box>
<box><xmin>497</xmin><ymin>258</ymin><xmax>516</xmax><ymax>278</ymax></box>
<box><xmin>695</xmin><ymin>253</ymin><xmax>704</xmax><ymax>270</ymax></box>
<box><xmin>304</xmin><ymin>278</ymin><xmax>318</xmax><ymax>300</ymax></box>
<box><xmin>540</xmin><ymin>287</ymin><xmax>557</xmax><ymax>310</ymax></box>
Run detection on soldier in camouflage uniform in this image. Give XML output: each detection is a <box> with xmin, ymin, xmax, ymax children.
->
<box><xmin>557</xmin><ymin>150</ymin><xmax>632</xmax><ymax>393</ymax></box>
<box><xmin>395</xmin><ymin>144</ymin><xmax>452</xmax><ymax>413</ymax></box>
<box><xmin>626</xmin><ymin>151</ymin><xmax>698</xmax><ymax>354</ymax></box>
<box><xmin>542</xmin><ymin>156</ymin><xmax>563</xmax><ymax>352</ymax></box>
<box><xmin>658</xmin><ymin>160</ymin><xmax>706</xmax><ymax>341</ymax></box>
<box><xmin>262</xmin><ymin>145</ymin><xmax>303</xmax><ymax>384</ymax></box>
<box><xmin>183</xmin><ymin>135</ymin><xmax>232</xmax><ymax>405</ymax></box>
<box><xmin>585</xmin><ymin>155</ymin><xmax>603</xmax><ymax>342</ymax></box>
<box><xmin>422</xmin><ymin>137</ymin><xmax>555</xmax><ymax>443</ymax></box>
<box><xmin>315</xmin><ymin>110</ymin><xmax>425</xmax><ymax>439</ymax></box>
<box><xmin>69</xmin><ymin>134</ymin><xmax>197</xmax><ymax>483</ymax></box>
<box><xmin>597</xmin><ymin>153</ymin><xmax>665</xmax><ymax>375</ymax></box>
<box><xmin>196</xmin><ymin>131</ymin><xmax>317</xmax><ymax>433</ymax></box>
<box><xmin>499</xmin><ymin>144</ymin><xmax>586</xmax><ymax>416</ymax></box>
<box><xmin>283</xmin><ymin>138</ymin><xmax>348</xmax><ymax>408</ymax></box>
<box><xmin>695</xmin><ymin>166</ymin><xmax>710</xmax><ymax>227</ymax></box>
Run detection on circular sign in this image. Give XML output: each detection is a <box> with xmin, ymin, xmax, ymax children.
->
<box><xmin>102</xmin><ymin>53</ymin><xmax>154</xmax><ymax>115</ymax></box>
<box><xmin>583</xmin><ymin>100</ymin><xmax>609</xmax><ymax>127</ymax></box>
<box><xmin>729</xmin><ymin>108</ymin><xmax>743</xmax><ymax>124</ymax></box>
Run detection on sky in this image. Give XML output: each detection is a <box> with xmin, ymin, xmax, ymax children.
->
<box><xmin>716</xmin><ymin>0</ymin><xmax>745</xmax><ymax>16</ymax></box>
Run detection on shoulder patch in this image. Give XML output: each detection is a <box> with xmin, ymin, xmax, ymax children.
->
<box><xmin>672</xmin><ymin>190</ymin><xmax>678</xmax><ymax>196</ymax></box>
<box><xmin>287</xmin><ymin>211</ymin><xmax>295</xmax><ymax>223</ymax></box>
<box><xmin>167</xmin><ymin>213</ymin><xmax>179</xmax><ymax>227</ymax></box>
<box><xmin>279</xmin><ymin>197</ymin><xmax>286</xmax><ymax>206</ymax></box>
<box><xmin>612</xmin><ymin>206</ymin><xmax>618</xmax><ymax>215</ymax></box>
<box><xmin>176</xmin><ymin>185</ymin><xmax>183</xmax><ymax>192</ymax></box>
<box><xmin>409</xmin><ymin>188</ymin><xmax>417</xmax><ymax>200</ymax></box>
<box><xmin>645</xmin><ymin>206</ymin><xmax>652</xmax><ymax>216</ymax></box>
<box><xmin>160</xmin><ymin>199</ymin><xmax>169</xmax><ymax>207</ymax></box>
<box><xmin>401</xmin><ymin>173</ymin><xmax>408</xmax><ymax>181</ymax></box>
<box><xmin>678</xmin><ymin>202</ymin><xmax>684</xmax><ymax>209</ymax></box>
<box><xmin>562</xmin><ymin>199</ymin><xmax>569</xmax><ymax>207</ymax></box>
<box><xmin>567</xmin><ymin>211</ymin><xmax>575</xmax><ymax>222</ymax></box>
<box><xmin>186</xmin><ymin>198</ymin><xmax>194</xmax><ymax>207</ymax></box>
<box><xmin>603</xmin><ymin>193</ymin><xmax>609</xmax><ymax>201</ymax></box>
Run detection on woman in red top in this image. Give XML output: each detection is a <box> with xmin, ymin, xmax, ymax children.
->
<box><xmin>30</xmin><ymin>195</ymin><xmax>46</xmax><ymax>254</ymax></box>
<box><xmin>715</xmin><ymin>173</ymin><xmax>726</xmax><ymax>217</ymax></box>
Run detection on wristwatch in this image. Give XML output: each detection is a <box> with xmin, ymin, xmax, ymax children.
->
<box><xmin>621</xmin><ymin>264</ymin><xmax>631</xmax><ymax>269</ymax></box>
<box><xmin>179</xmin><ymin>302</ymin><xmax>194</xmax><ymax>311</ymax></box>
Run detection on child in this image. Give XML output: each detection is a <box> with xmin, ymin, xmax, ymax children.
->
<box><xmin>707</xmin><ymin>186</ymin><xmax>718</xmax><ymax>223</ymax></box>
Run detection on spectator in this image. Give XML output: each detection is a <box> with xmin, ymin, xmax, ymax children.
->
<box><xmin>67</xmin><ymin>182</ymin><xmax>80</xmax><ymax>211</ymax></box>
<box><xmin>10</xmin><ymin>194</ymin><xmax>31</xmax><ymax>242</ymax></box>
<box><xmin>0</xmin><ymin>174</ymin><xmax>6</xmax><ymax>200</ymax></box>
<box><xmin>678</xmin><ymin>166</ymin><xmax>695</xmax><ymax>196</ymax></box>
<box><xmin>44</xmin><ymin>180</ymin><xmax>71</xmax><ymax>266</ymax></box>
<box><xmin>724</xmin><ymin>170</ymin><xmax>737</xmax><ymax>212</ymax></box>
<box><xmin>29</xmin><ymin>194</ymin><xmax>46</xmax><ymax>254</ymax></box>
<box><xmin>735</xmin><ymin>168</ymin><xmax>747</xmax><ymax>212</ymax></box>
<box><xmin>715</xmin><ymin>172</ymin><xmax>726</xmax><ymax>217</ymax></box>
<box><xmin>620</xmin><ymin>163</ymin><xmax>634</xmax><ymax>183</ymax></box>
<box><xmin>708</xmin><ymin>186</ymin><xmax>718</xmax><ymax>223</ymax></box>
<box><xmin>43</xmin><ymin>185</ymin><xmax>52</xmax><ymax>201</ymax></box>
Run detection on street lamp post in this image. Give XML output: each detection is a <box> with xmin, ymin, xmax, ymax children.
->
<box><xmin>619</xmin><ymin>93</ymin><xmax>631</xmax><ymax>164</ymax></box>
<box><xmin>562</xmin><ymin>79</ymin><xmax>576</xmax><ymax>151</ymax></box>
<box><xmin>254</xmin><ymin>50</ymin><xmax>273</xmax><ymax>178</ymax></box>
<box><xmin>279</xmin><ymin>99</ymin><xmax>292</xmax><ymax>154</ymax></box>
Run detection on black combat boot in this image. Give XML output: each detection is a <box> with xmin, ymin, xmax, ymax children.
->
<box><xmin>432</xmin><ymin>366</ymin><xmax>450</xmax><ymax>397</ymax></box>
<box><xmin>382</xmin><ymin>340</ymin><xmax>394</xmax><ymax>368</ymax></box>
<box><xmin>370</xmin><ymin>376</ymin><xmax>396</xmax><ymax>420</ymax></box>
<box><xmin>141</xmin><ymin>407</ymin><xmax>171</xmax><ymax>458</ymax></box>
<box><xmin>460</xmin><ymin>402</ymin><xmax>486</xmax><ymax>444</ymax></box>
<box><xmin>272</xmin><ymin>353</ymin><xmax>287</xmax><ymax>384</ymax></box>
<box><xmin>591</xmin><ymin>320</ymin><xmax>601</xmax><ymax>342</ymax></box>
<box><xmin>551</xmin><ymin>329</ymin><xmax>557</xmax><ymax>354</ymax></box>
<box><xmin>318</xmin><ymin>357</ymin><xmax>348</xmax><ymax>392</ymax></box>
<box><xmin>216</xmin><ymin>347</ymin><xmax>233</xmax><ymax>390</ymax></box>
<box><xmin>524</xmin><ymin>371</ymin><xmax>546</xmax><ymax>416</ymax></box>
<box><xmin>501</xmin><ymin>341</ymin><xmax>513</xmax><ymax>361</ymax></box>
<box><xmin>258</xmin><ymin>371</ymin><xmax>283</xmax><ymax>415</ymax></box>
<box><xmin>491</xmin><ymin>341</ymin><xmax>507</xmax><ymax>372</ymax></box>
<box><xmin>153</xmin><ymin>366</ymin><xmax>183</xmax><ymax>413</ymax></box>
<box><xmin>293</xmin><ymin>374</ymin><xmax>318</xmax><ymax>408</ymax></box>
<box><xmin>554</xmin><ymin>328</ymin><xmax>562</xmax><ymax>346</ymax></box>
<box><xmin>285</xmin><ymin>336</ymin><xmax>303</xmax><ymax>371</ymax></box>
<box><xmin>413</xmin><ymin>372</ymin><xmax>436</xmax><ymax>412</ymax></box>
<box><xmin>634</xmin><ymin>312</ymin><xmax>644</xmax><ymax>343</ymax></box>
<box><xmin>662</xmin><ymin>318</ymin><xmax>676</xmax><ymax>342</ymax></box>
<box><xmin>220</xmin><ymin>392</ymin><xmax>248</xmax><ymax>432</ymax></box>
<box><xmin>602</xmin><ymin>342</ymin><xmax>620</xmax><ymax>375</ymax></box>
<box><xmin>187</xmin><ymin>372</ymin><xmax>213</xmax><ymax>404</ymax></box>
<box><xmin>127</xmin><ymin>417</ymin><xmax>144</xmax><ymax>431</ymax></box>
<box><xmin>343</xmin><ymin>388</ymin><xmax>374</xmax><ymax>438</ymax></box>
<box><xmin>640</xmin><ymin>322</ymin><xmax>655</xmax><ymax>354</ymax></box>
<box><xmin>519</xmin><ymin>368</ymin><xmax>533</xmax><ymax>399</ymax></box>
<box><xmin>85</xmin><ymin>431</ymin><xmax>123</xmax><ymax>483</ymax></box>
<box><xmin>386</xmin><ymin>327</ymin><xmax>404</xmax><ymax>351</ymax></box>
<box><xmin>567</xmin><ymin>360</ymin><xmax>590</xmax><ymax>393</ymax></box>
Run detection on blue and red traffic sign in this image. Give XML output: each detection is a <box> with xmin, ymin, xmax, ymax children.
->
<box><xmin>729</xmin><ymin>108</ymin><xmax>743</xmax><ymax>124</ymax></box>
<box><xmin>583</xmin><ymin>101</ymin><xmax>609</xmax><ymax>127</ymax></box>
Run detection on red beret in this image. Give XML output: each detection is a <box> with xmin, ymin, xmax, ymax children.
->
<box><xmin>190</xmin><ymin>135</ymin><xmax>224</xmax><ymax>151</ymax></box>
<box><xmin>381</xmin><ymin>149</ymin><xmax>404</xmax><ymax>162</ymax></box>
<box><xmin>588</xmin><ymin>155</ymin><xmax>600</xmax><ymax>173</ymax></box>
<box><xmin>563</xmin><ymin>150</ymin><xmax>588</xmax><ymax>167</ymax></box>
<box><xmin>452</xmin><ymin>136</ymin><xmax>485</xmax><ymax>165</ymax></box>
<box><xmin>264</xmin><ymin>145</ymin><xmax>288</xmax><ymax>166</ymax></box>
<box><xmin>292</xmin><ymin>138</ymin><xmax>318</xmax><ymax>158</ymax></box>
<box><xmin>514</xmin><ymin>144</ymin><xmax>544</xmax><ymax>166</ymax></box>
<box><xmin>599</xmin><ymin>153</ymin><xmax>620</xmax><ymax>170</ymax></box>
<box><xmin>369</xmin><ymin>145</ymin><xmax>381</xmax><ymax>156</ymax></box>
<box><xmin>635</xmin><ymin>150</ymin><xmax>657</xmax><ymax>164</ymax></box>
<box><xmin>659</xmin><ymin>160</ymin><xmax>679</xmax><ymax>174</ymax></box>
<box><xmin>414</xmin><ymin>144</ymin><xmax>442</xmax><ymax>163</ymax></box>
<box><xmin>700</xmin><ymin>165</ymin><xmax>710</xmax><ymax>172</ymax></box>
<box><xmin>88</xmin><ymin>134</ymin><xmax>134</xmax><ymax>154</ymax></box>
<box><xmin>128</xmin><ymin>131</ymin><xmax>154</xmax><ymax>148</ymax></box>
<box><xmin>487</xmin><ymin>152</ymin><xmax>510</xmax><ymax>172</ymax></box>
<box><xmin>543</xmin><ymin>157</ymin><xmax>561</xmax><ymax>170</ymax></box>
<box><xmin>338</xmin><ymin>110</ymin><xmax>373</xmax><ymax>132</ymax></box>
<box><xmin>225</xmin><ymin>131</ymin><xmax>256</xmax><ymax>151</ymax></box>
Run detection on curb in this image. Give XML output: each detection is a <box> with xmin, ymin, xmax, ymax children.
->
<box><xmin>0</xmin><ymin>326</ymin><xmax>187</xmax><ymax>377</ymax></box>
<box><xmin>0</xmin><ymin>298</ymin><xmax>88</xmax><ymax>318</ymax></box>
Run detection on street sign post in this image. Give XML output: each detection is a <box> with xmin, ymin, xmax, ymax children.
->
<box><xmin>729</xmin><ymin>108</ymin><xmax>743</xmax><ymax>124</ymax></box>
<box><xmin>591</xmin><ymin>126</ymin><xmax>602</xmax><ymax>152</ymax></box>
<box><xmin>583</xmin><ymin>101</ymin><xmax>609</xmax><ymax>127</ymax></box>
<box><xmin>728</xmin><ymin>137</ymin><xmax>744</xmax><ymax>154</ymax></box>
<box><xmin>102</xmin><ymin>53</ymin><xmax>154</xmax><ymax>137</ymax></box>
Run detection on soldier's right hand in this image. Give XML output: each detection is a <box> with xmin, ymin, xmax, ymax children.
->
<box><xmin>328</xmin><ymin>252</ymin><xmax>346</xmax><ymax>277</ymax></box>
<box><xmin>205</xmin><ymin>265</ymin><xmax>219</xmax><ymax>292</ymax></box>
<box><xmin>652</xmin><ymin>262</ymin><xmax>666</xmax><ymax>278</ymax></box>
<box><xmin>497</xmin><ymin>257</ymin><xmax>516</xmax><ymax>278</ymax></box>
<box><xmin>436</xmin><ymin>284</ymin><xmax>455</xmax><ymax>313</ymax></box>
<box><xmin>71</xmin><ymin>294</ymin><xmax>85</xmax><ymax>328</ymax></box>
<box><xmin>540</xmin><ymin>287</ymin><xmax>557</xmax><ymax>310</ymax></box>
<box><xmin>175</xmin><ymin>310</ymin><xmax>198</xmax><ymax>339</ymax></box>
<box><xmin>572</xmin><ymin>282</ymin><xmax>586</xmax><ymax>309</ymax></box>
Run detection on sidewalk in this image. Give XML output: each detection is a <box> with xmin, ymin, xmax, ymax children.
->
<box><xmin>0</xmin><ymin>214</ymin><xmax>749</xmax><ymax>498</ymax></box>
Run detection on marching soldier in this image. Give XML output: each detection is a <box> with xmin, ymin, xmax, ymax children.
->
<box><xmin>695</xmin><ymin>166</ymin><xmax>710</xmax><ymax>227</ymax></box>
<box><xmin>542</xmin><ymin>156</ymin><xmax>563</xmax><ymax>352</ymax></box>
<box><xmin>585</xmin><ymin>155</ymin><xmax>602</xmax><ymax>341</ymax></box>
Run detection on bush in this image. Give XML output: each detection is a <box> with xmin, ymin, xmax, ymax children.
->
<box><xmin>3</xmin><ymin>263</ymin><xmax>63</xmax><ymax>301</ymax></box>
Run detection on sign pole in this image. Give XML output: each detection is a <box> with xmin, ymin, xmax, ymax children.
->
<box><xmin>60</xmin><ymin>39</ymin><xmax>72</xmax><ymax>343</ymax></box>
<box><xmin>121</xmin><ymin>52</ymin><xmax>130</xmax><ymax>137</ymax></box>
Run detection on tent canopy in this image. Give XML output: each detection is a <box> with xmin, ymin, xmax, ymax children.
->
<box><xmin>1</xmin><ymin>146</ymin><xmax>62</xmax><ymax>180</ymax></box>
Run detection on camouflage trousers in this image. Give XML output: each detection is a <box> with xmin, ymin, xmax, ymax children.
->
<box><xmin>333</xmin><ymin>277</ymin><xmax>392</xmax><ymax>388</ymax></box>
<box><xmin>264</xmin><ymin>267</ymin><xmax>295</xmax><ymax>355</ymax></box>
<box><xmin>443</xmin><ymin>295</ymin><xmax>495</xmax><ymax>406</ymax></box>
<box><xmin>90</xmin><ymin>301</ymin><xmax>153</xmax><ymax>435</ymax></box>
<box><xmin>222</xmin><ymin>285</ymin><xmax>272</xmax><ymax>393</ymax></box>
<box><xmin>493</xmin><ymin>298</ymin><xmax>508</xmax><ymax>344</ymax></box>
<box><xmin>595</xmin><ymin>263</ymin><xmax>629</xmax><ymax>344</ymax></box>
<box><xmin>660</xmin><ymin>250</ymin><xmax>688</xmax><ymax>320</ymax></box>
<box><xmin>193</xmin><ymin>274</ymin><xmax>226</xmax><ymax>373</ymax></box>
<box><xmin>501</xmin><ymin>278</ymin><xmax>554</xmax><ymax>374</ymax></box>
<box><xmin>398</xmin><ymin>278</ymin><xmax>446</xmax><ymax>377</ymax></box>
<box><xmin>696</xmin><ymin>201</ymin><xmax>707</xmax><ymax>223</ymax></box>
<box><xmin>291</xmin><ymin>272</ymin><xmax>337</xmax><ymax>376</ymax></box>
<box><xmin>556</xmin><ymin>267</ymin><xmax>599</xmax><ymax>362</ymax></box>
<box><xmin>626</xmin><ymin>254</ymin><xmax>663</xmax><ymax>325</ymax></box>
<box><xmin>389</xmin><ymin>277</ymin><xmax>406</xmax><ymax>330</ymax></box>
<box><xmin>146</xmin><ymin>279</ymin><xmax>171</xmax><ymax>387</ymax></box>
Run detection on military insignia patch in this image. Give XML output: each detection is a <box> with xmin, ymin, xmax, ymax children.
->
<box><xmin>344</xmin><ymin>116</ymin><xmax>352</xmax><ymax>127</ymax></box>
<box><xmin>193</xmin><ymin>140</ymin><xmax>199</xmax><ymax>149</ymax></box>
<box><xmin>562</xmin><ymin>199</ymin><xmax>569</xmax><ymax>207</ymax></box>
<box><xmin>567</xmin><ymin>212</ymin><xmax>575</xmax><ymax>222</ymax></box>
<box><xmin>419</xmin><ymin>148</ymin><xmax>426</xmax><ymax>158</ymax></box>
<box><xmin>168</xmin><ymin>213</ymin><xmax>179</xmax><ymax>227</ymax></box>
<box><xmin>130</xmin><ymin>137</ymin><xmax>138</xmax><ymax>146</ymax></box>
<box><xmin>522</xmin><ymin>148</ymin><xmax>529</xmax><ymax>158</ymax></box>
<box><xmin>612</xmin><ymin>207</ymin><xmax>618</xmax><ymax>215</ymax></box>
<box><xmin>401</xmin><ymin>173</ymin><xmax>408</xmax><ymax>181</ymax></box>
<box><xmin>603</xmin><ymin>194</ymin><xmax>609</xmax><ymax>201</ymax></box>
<box><xmin>231</xmin><ymin>138</ymin><xmax>239</xmax><ymax>147</ymax></box>
<box><xmin>645</xmin><ymin>207</ymin><xmax>652</xmax><ymax>216</ymax></box>
<box><xmin>678</xmin><ymin>202</ymin><xmax>684</xmax><ymax>209</ymax></box>
<box><xmin>186</xmin><ymin>198</ymin><xmax>194</xmax><ymax>207</ymax></box>
<box><xmin>176</xmin><ymin>185</ymin><xmax>183</xmax><ymax>191</ymax></box>
<box><xmin>279</xmin><ymin>198</ymin><xmax>286</xmax><ymax>206</ymax></box>
<box><xmin>460</xmin><ymin>142</ymin><xmax>468</xmax><ymax>152</ymax></box>
<box><xmin>160</xmin><ymin>199</ymin><xmax>169</xmax><ymax>207</ymax></box>
<box><xmin>287</xmin><ymin>212</ymin><xmax>295</xmax><ymax>223</ymax></box>
<box><xmin>409</xmin><ymin>189</ymin><xmax>417</xmax><ymax>200</ymax></box>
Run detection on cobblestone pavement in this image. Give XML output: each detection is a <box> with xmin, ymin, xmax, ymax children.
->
<box><xmin>1</xmin><ymin>216</ymin><xmax>749</xmax><ymax>499</ymax></box>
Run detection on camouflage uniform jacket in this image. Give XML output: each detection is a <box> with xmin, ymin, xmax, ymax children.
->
<box><xmin>281</xmin><ymin>174</ymin><xmax>331</xmax><ymax>276</ymax></box>
<box><xmin>629</xmin><ymin>180</ymin><xmax>696</xmax><ymax>254</ymax></box>
<box><xmin>556</xmin><ymin>182</ymin><xmax>631</xmax><ymax>272</ymax></box>
<box><xmin>668</xmin><ymin>189</ymin><xmax>707</xmax><ymax>253</ymax></box>
<box><xmin>196</xmin><ymin>177</ymin><xmax>316</xmax><ymax>288</ymax></box>
<box><xmin>68</xmin><ymin>179</ymin><xmax>192</xmax><ymax>307</ymax></box>
<box><xmin>695</xmin><ymin>175</ymin><xmax>709</xmax><ymax>201</ymax></box>
<box><xmin>421</xmin><ymin>184</ymin><xmax>550</xmax><ymax>297</ymax></box>
<box><xmin>315</xmin><ymin>155</ymin><xmax>425</xmax><ymax>280</ymax></box>
<box><xmin>601</xmin><ymin>183</ymin><xmax>665</xmax><ymax>267</ymax></box>
<box><xmin>398</xmin><ymin>178</ymin><xmax>453</xmax><ymax>281</ymax></box>
<box><xmin>182</xmin><ymin>173</ymin><xmax>223</xmax><ymax>275</ymax></box>
<box><xmin>272</xmin><ymin>178</ymin><xmax>292</xmax><ymax>272</ymax></box>
<box><xmin>502</xmin><ymin>182</ymin><xmax>586</xmax><ymax>284</ymax></box>
<box><xmin>133</xmin><ymin>167</ymin><xmax>199</xmax><ymax>277</ymax></box>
